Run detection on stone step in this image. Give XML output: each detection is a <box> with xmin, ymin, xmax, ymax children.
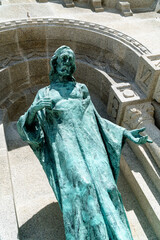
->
<box><xmin>121</xmin><ymin>143</ymin><xmax>160</xmax><ymax>239</ymax></box>
<box><xmin>128</xmin><ymin>141</ymin><xmax>160</xmax><ymax>193</ymax></box>
<box><xmin>117</xmin><ymin>172</ymin><xmax>157</xmax><ymax>240</ymax></box>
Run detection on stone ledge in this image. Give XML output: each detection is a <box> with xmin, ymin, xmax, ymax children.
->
<box><xmin>0</xmin><ymin>123</ymin><xmax>19</xmax><ymax>240</ymax></box>
<box><xmin>128</xmin><ymin>140</ymin><xmax>160</xmax><ymax>193</ymax></box>
<box><xmin>121</xmin><ymin>143</ymin><xmax>160</xmax><ymax>239</ymax></box>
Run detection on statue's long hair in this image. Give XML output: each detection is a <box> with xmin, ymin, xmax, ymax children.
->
<box><xmin>49</xmin><ymin>46</ymin><xmax>76</xmax><ymax>83</ymax></box>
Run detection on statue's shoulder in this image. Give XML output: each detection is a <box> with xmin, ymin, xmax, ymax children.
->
<box><xmin>37</xmin><ymin>85</ymin><xmax>50</xmax><ymax>97</ymax></box>
<box><xmin>77</xmin><ymin>83</ymin><xmax>89</xmax><ymax>92</ymax></box>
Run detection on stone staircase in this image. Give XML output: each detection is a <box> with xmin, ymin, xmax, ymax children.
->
<box><xmin>121</xmin><ymin>142</ymin><xmax>160</xmax><ymax>239</ymax></box>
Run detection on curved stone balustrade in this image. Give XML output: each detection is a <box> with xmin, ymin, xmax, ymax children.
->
<box><xmin>0</xmin><ymin>17</ymin><xmax>151</xmax><ymax>121</ymax></box>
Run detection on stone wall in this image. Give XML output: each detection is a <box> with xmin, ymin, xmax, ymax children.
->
<box><xmin>0</xmin><ymin>18</ymin><xmax>150</xmax><ymax>122</ymax></box>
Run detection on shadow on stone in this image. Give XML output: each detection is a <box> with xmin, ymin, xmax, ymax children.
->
<box><xmin>19</xmin><ymin>202</ymin><xmax>65</xmax><ymax>240</ymax></box>
<box><xmin>118</xmin><ymin>172</ymin><xmax>157</xmax><ymax>240</ymax></box>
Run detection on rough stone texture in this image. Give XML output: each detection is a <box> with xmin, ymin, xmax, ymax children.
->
<box><xmin>107</xmin><ymin>83</ymin><xmax>145</xmax><ymax>124</ymax></box>
<box><xmin>152</xmin><ymin>100</ymin><xmax>160</xmax><ymax>129</ymax></box>
<box><xmin>135</xmin><ymin>54</ymin><xmax>160</xmax><ymax>99</ymax></box>
<box><xmin>128</xmin><ymin>140</ymin><xmax>160</xmax><ymax>193</ymax></box>
<box><xmin>122</xmin><ymin>102</ymin><xmax>160</xmax><ymax>168</ymax></box>
<box><xmin>121</xmin><ymin>143</ymin><xmax>160</xmax><ymax>239</ymax></box>
<box><xmin>0</xmin><ymin>19</ymin><xmax>150</xmax><ymax>113</ymax></box>
<box><xmin>0</xmin><ymin>68</ymin><xmax>11</xmax><ymax>103</ymax></box>
<box><xmin>117</xmin><ymin>1</ymin><xmax>133</xmax><ymax>16</ymax></box>
<box><xmin>28</xmin><ymin>58</ymin><xmax>49</xmax><ymax>86</ymax></box>
<box><xmin>10</xmin><ymin>62</ymin><xmax>30</xmax><ymax>92</ymax></box>
<box><xmin>38</xmin><ymin>0</ymin><xmax>48</xmax><ymax>2</ymax></box>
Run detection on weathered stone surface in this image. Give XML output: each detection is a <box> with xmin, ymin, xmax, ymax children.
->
<box><xmin>0</xmin><ymin>29</ymin><xmax>17</xmax><ymax>46</ymax></box>
<box><xmin>38</xmin><ymin>0</ymin><xmax>48</xmax><ymax>2</ymax></box>
<box><xmin>122</xmin><ymin>102</ymin><xmax>154</xmax><ymax>129</ymax></box>
<box><xmin>127</xmin><ymin>140</ymin><xmax>160</xmax><ymax>193</ymax></box>
<box><xmin>103</xmin><ymin>0</ymin><xmax>156</xmax><ymax>10</ymax></box>
<box><xmin>29</xmin><ymin>58</ymin><xmax>49</xmax><ymax>86</ymax></box>
<box><xmin>153</xmin><ymin>74</ymin><xmax>160</xmax><ymax>103</ymax></box>
<box><xmin>117</xmin><ymin>1</ymin><xmax>133</xmax><ymax>17</ymax></box>
<box><xmin>107</xmin><ymin>83</ymin><xmax>145</xmax><ymax>124</ymax></box>
<box><xmin>152</xmin><ymin>100</ymin><xmax>160</xmax><ymax>129</ymax></box>
<box><xmin>17</xmin><ymin>26</ymin><xmax>47</xmax><ymax>55</ymax></box>
<box><xmin>121</xmin><ymin>143</ymin><xmax>160</xmax><ymax>239</ymax></box>
<box><xmin>0</xmin><ymin>68</ymin><xmax>11</xmax><ymax>103</ymax></box>
<box><xmin>90</xmin><ymin>0</ymin><xmax>104</xmax><ymax>12</ymax></box>
<box><xmin>0</xmin><ymin>123</ymin><xmax>19</xmax><ymax>240</ymax></box>
<box><xmin>135</xmin><ymin>54</ymin><xmax>160</xmax><ymax>99</ymax></box>
<box><xmin>10</xmin><ymin>62</ymin><xmax>30</xmax><ymax>91</ymax></box>
<box><xmin>7</xmin><ymin>95</ymin><xmax>27</xmax><ymax>121</ymax></box>
<box><xmin>122</xmin><ymin>102</ymin><xmax>160</xmax><ymax>168</ymax></box>
<box><xmin>17</xmin><ymin>25</ymin><xmax>46</xmax><ymax>42</ymax></box>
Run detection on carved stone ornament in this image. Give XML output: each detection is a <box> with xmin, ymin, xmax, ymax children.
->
<box><xmin>153</xmin><ymin>75</ymin><xmax>160</xmax><ymax>103</ymax></box>
<box><xmin>107</xmin><ymin>83</ymin><xmax>144</xmax><ymax>124</ymax></box>
<box><xmin>123</xmin><ymin>102</ymin><xmax>154</xmax><ymax>129</ymax></box>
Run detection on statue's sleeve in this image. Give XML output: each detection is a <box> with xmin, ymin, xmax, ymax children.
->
<box><xmin>93</xmin><ymin>104</ymin><xmax>125</xmax><ymax>182</ymax></box>
<box><xmin>17</xmin><ymin>90</ymin><xmax>44</xmax><ymax>146</ymax></box>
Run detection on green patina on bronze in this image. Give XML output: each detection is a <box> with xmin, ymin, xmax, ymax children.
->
<box><xmin>17</xmin><ymin>46</ymin><xmax>151</xmax><ymax>240</ymax></box>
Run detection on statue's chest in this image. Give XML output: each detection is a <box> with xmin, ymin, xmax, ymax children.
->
<box><xmin>48</xmin><ymin>85</ymin><xmax>83</xmax><ymax>104</ymax></box>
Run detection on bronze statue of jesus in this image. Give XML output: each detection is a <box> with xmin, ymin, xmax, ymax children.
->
<box><xmin>17</xmin><ymin>46</ymin><xmax>151</xmax><ymax>240</ymax></box>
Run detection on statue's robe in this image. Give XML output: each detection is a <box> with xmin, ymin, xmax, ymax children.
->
<box><xmin>17</xmin><ymin>82</ymin><xmax>133</xmax><ymax>240</ymax></box>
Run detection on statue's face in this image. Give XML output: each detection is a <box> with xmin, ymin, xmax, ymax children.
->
<box><xmin>56</xmin><ymin>49</ymin><xmax>75</xmax><ymax>77</ymax></box>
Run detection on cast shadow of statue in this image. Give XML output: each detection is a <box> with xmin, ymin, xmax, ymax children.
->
<box><xmin>19</xmin><ymin>202</ymin><xmax>65</xmax><ymax>240</ymax></box>
<box><xmin>121</xmin><ymin>144</ymin><xmax>160</xmax><ymax>205</ymax></box>
<box><xmin>19</xmin><ymin>177</ymin><xmax>155</xmax><ymax>240</ymax></box>
<box><xmin>117</xmin><ymin>172</ymin><xmax>157</xmax><ymax>239</ymax></box>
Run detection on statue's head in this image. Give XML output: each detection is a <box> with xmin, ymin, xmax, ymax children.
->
<box><xmin>49</xmin><ymin>46</ymin><xmax>76</xmax><ymax>83</ymax></box>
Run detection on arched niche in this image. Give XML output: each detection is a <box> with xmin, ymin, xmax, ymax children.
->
<box><xmin>0</xmin><ymin>18</ymin><xmax>150</xmax><ymax>122</ymax></box>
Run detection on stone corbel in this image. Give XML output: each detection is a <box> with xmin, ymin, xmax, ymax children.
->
<box><xmin>90</xmin><ymin>0</ymin><xmax>104</xmax><ymax>12</ymax></box>
<box><xmin>0</xmin><ymin>108</ymin><xmax>8</xmax><ymax>124</ymax></box>
<box><xmin>122</xmin><ymin>102</ymin><xmax>160</xmax><ymax>168</ymax></box>
<box><xmin>107</xmin><ymin>82</ymin><xmax>145</xmax><ymax>125</ymax></box>
<box><xmin>116</xmin><ymin>0</ymin><xmax>133</xmax><ymax>16</ymax></box>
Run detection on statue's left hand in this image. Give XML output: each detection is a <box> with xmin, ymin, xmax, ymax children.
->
<box><xmin>124</xmin><ymin>127</ymin><xmax>153</xmax><ymax>144</ymax></box>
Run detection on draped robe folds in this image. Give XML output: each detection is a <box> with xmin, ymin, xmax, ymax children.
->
<box><xmin>17</xmin><ymin>82</ymin><xmax>133</xmax><ymax>240</ymax></box>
